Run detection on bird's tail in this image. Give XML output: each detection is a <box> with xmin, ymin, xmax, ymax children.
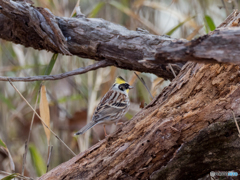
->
<box><xmin>75</xmin><ymin>121</ymin><xmax>96</xmax><ymax>135</ymax></box>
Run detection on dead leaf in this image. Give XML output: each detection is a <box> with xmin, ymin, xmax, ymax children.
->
<box><xmin>40</xmin><ymin>85</ymin><xmax>51</xmax><ymax>146</ymax></box>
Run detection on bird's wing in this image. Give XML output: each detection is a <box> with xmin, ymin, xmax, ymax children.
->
<box><xmin>92</xmin><ymin>90</ymin><xmax>129</xmax><ymax>123</ymax></box>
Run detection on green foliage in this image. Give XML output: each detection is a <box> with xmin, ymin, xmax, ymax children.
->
<box><xmin>29</xmin><ymin>144</ymin><xmax>46</xmax><ymax>176</ymax></box>
<box><xmin>1</xmin><ymin>174</ymin><xmax>17</xmax><ymax>180</ymax></box>
<box><xmin>166</xmin><ymin>16</ymin><xmax>194</xmax><ymax>36</ymax></box>
<box><xmin>71</xmin><ymin>12</ymin><xmax>77</xmax><ymax>17</ymax></box>
<box><xmin>0</xmin><ymin>93</ymin><xmax>14</xmax><ymax>109</ymax></box>
<box><xmin>44</xmin><ymin>53</ymin><xmax>58</xmax><ymax>76</ymax></box>
<box><xmin>0</xmin><ymin>138</ymin><xmax>15</xmax><ymax>172</ymax></box>
<box><xmin>109</xmin><ymin>1</ymin><xmax>126</xmax><ymax>10</ymax></box>
<box><xmin>125</xmin><ymin>112</ymin><xmax>133</xmax><ymax>120</ymax></box>
<box><xmin>109</xmin><ymin>1</ymin><xmax>131</xmax><ymax>17</ymax></box>
<box><xmin>204</xmin><ymin>15</ymin><xmax>216</xmax><ymax>32</ymax></box>
<box><xmin>0</xmin><ymin>138</ymin><xmax>7</xmax><ymax>148</ymax></box>
<box><xmin>137</xmin><ymin>79</ymin><xmax>151</xmax><ymax>104</ymax></box>
<box><xmin>35</xmin><ymin>53</ymin><xmax>58</xmax><ymax>93</ymax></box>
<box><xmin>88</xmin><ymin>2</ymin><xmax>105</xmax><ymax>18</ymax></box>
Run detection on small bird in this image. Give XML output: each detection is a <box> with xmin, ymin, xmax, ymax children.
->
<box><xmin>75</xmin><ymin>76</ymin><xmax>133</xmax><ymax>136</ymax></box>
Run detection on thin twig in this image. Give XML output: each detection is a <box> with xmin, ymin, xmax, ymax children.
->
<box><xmin>21</xmin><ymin>90</ymin><xmax>40</xmax><ymax>178</ymax></box>
<box><xmin>46</xmin><ymin>145</ymin><xmax>53</xmax><ymax>172</ymax></box>
<box><xmin>0</xmin><ymin>170</ymin><xmax>33</xmax><ymax>180</ymax></box>
<box><xmin>134</xmin><ymin>72</ymin><xmax>153</xmax><ymax>99</ymax></box>
<box><xmin>8</xmin><ymin>80</ymin><xmax>76</xmax><ymax>156</ymax></box>
<box><xmin>168</xmin><ymin>63</ymin><xmax>177</xmax><ymax>78</ymax></box>
<box><xmin>0</xmin><ymin>60</ymin><xmax>112</xmax><ymax>82</ymax></box>
<box><xmin>232</xmin><ymin>111</ymin><xmax>240</xmax><ymax>138</ymax></box>
<box><xmin>21</xmin><ymin>141</ymin><xmax>27</xmax><ymax>180</ymax></box>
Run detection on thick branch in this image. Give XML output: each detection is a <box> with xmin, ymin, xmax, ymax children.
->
<box><xmin>153</xmin><ymin>11</ymin><xmax>240</xmax><ymax>65</ymax></box>
<box><xmin>0</xmin><ymin>60</ymin><xmax>112</xmax><ymax>82</ymax></box>
<box><xmin>1</xmin><ymin>1</ymin><xmax>240</xmax><ymax>81</ymax></box>
<box><xmin>0</xmin><ymin>0</ymin><xmax>183</xmax><ymax>80</ymax></box>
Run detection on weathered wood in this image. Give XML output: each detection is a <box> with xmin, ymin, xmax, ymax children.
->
<box><xmin>152</xmin><ymin>11</ymin><xmax>240</xmax><ymax>65</ymax></box>
<box><xmin>38</xmin><ymin>61</ymin><xmax>240</xmax><ymax>180</ymax></box>
<box><xmin>39</xmin><ymin>15</ymin><xmax>240</xmax><ymax>180</ymax></box>
<box><xmin>150</xmin><ymin>120</ymin><xmax>240</xmax><ymax>180</ymax></box>
<box><xmin>2</xmin><ymin>1</ymin><xmax>240</xmax><ymax>80</ymax></box>
<box><xmin>154</xmin><ymin>26</ymin><xmax>240</xmax><ymax>65</ymax></box>
<box><xmin>0</xmin><ymin>0</ymin><xmax>182</xmax><ymax>80</ymax></box>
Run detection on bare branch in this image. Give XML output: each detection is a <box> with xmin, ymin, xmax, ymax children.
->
<box><xmin>0</xmin><ymin>60</ymin><xmax>112</xmax><ymax>82</ymax></box>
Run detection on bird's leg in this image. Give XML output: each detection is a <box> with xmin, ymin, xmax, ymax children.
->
<box><xmin>103</xmin><ymin>125</ymin><xmax>108</xmax><ymax>136</ymax></box>
<box><xmin>116</xmin><ymin>122</ymin><xmax>123</xmax><ymax>125</ymax></box>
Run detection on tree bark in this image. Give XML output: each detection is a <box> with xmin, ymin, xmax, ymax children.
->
<box><xmin>150</xmin><ymin>119</ymin><xmax>240</xmax><ymax>180</ymax></box>
<box><xmin>1</xmin><ymin>1</ymin><xmax>240</xmax><ymax>180</ymax></box>
<box><xmin>154</xmin><ymin>10</ymin><xmax>240</xmax><ymax>65</ymax></box>
<box><xmin>1</xmin><ymin>1</ymin><xmax>240</xmax><ymax>79</ymax></box>
<box><xmin>0</xmin><ymin>0</ymin><xmax>183</xmax><ymax>80</ymax></box>
<box><xmin>38</xmin><ymin>61</ymin><xmax>240</xmax><ymax>180</ymax></box>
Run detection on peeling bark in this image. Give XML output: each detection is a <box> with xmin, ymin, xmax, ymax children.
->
<box><xmin>38</xmin><ymin>62</ymin><xmax>240</xmax><ymax>180</ymax></box>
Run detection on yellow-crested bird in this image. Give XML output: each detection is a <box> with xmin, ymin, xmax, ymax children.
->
<box><xmin>75</xmin><ymin>76</ymin><xmax>133</xmax><ymax>136</ymax></box>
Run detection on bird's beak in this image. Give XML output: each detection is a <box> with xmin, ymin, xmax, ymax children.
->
<box><xmin>129</xmin><ymin>86</ymin><xmax>134</xmax><ymax>89</ymax></box>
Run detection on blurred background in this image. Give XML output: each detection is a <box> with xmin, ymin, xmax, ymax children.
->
<box><xmin>0</xmin><ymin>0</ymin><xmax>236</xmax><ymax>178</ymax></box>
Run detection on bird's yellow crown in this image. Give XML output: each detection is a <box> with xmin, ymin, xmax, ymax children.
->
<box><xmin>115</xmin><ymin>76</ymin><xmax>126</xmax><ymax>84</ymax></box>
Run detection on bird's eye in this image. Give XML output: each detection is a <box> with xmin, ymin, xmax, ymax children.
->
<box><xmin>118</xmin><ymin>85</ymin><xmax>124</xmax><ymax>91</ymax></box>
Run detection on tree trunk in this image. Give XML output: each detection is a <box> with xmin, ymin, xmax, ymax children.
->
<box><xmin>38</xmin><ymin>62</ymin><xmax>240</xmax><ymax>180</ymax></box>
